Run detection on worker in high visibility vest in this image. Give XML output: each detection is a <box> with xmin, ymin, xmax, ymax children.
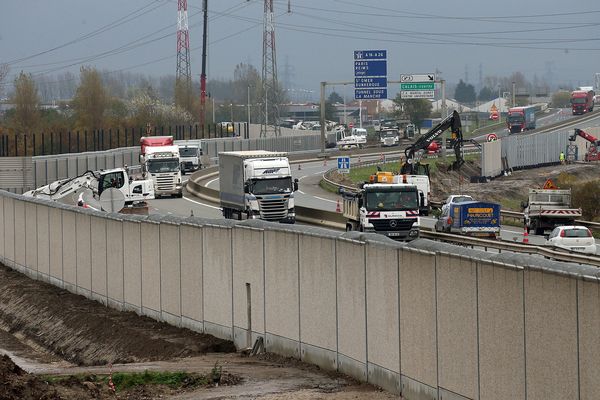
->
<box><xmin>560</xmin><ymin>151</ymin><xmax>565</xmax><ymax>165</ymax></box>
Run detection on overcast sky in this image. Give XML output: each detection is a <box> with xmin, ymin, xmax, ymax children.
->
<box><xmin>1</xmin><ymin>0</ymin><xmax>599</xmax><ymax>98</ymax></box>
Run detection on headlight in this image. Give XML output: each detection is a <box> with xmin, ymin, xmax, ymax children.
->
<box><xmin>409</xmin><ymin>229</ymin><xmax>419</xmax><ymax>237</ymax></box>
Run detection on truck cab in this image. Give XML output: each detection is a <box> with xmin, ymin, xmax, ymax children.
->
<box><xmin>380</xmin><ymin>129</ymin><xmax>399</xmax><ymax>147</ymax></box>
<box><xmin>177</xmin><ymin>142</ymin><xmax>202</xmax><ymax>174</ymax></box>
<box><xmin>141</xmin><ymin>145</ymin><xmax>183</xmax><ymax>198</ymax></box>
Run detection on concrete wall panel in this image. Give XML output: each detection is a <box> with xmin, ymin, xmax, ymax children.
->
<box><xmin>399</xmin><ymin>249</ymin><xmax>438</xmax><ymax>389</ymax></box>
<box><xmin>299</xmin><ymin>234</ymin><xmax>337</xmax><ymax>371</ymax></box>
<box><xmin>61</xmin><ymin>210</ymin><xmax>77</xmax><ymax>287</ymax></box>
<box><xmin>336</xmin><ymin>239</ymin><xmax>367</xmax><ymax>380</ymax></box>
<box><xmin>3</xmin><ymin>197</ymin><xmax>15</xmax><ymax>263</ymax></box>
<box><xmin>24</xmin><ymin>202</ymin><xmax>38</xmax><ymax>271</ymax></box>
<box><xmin>365</xmin><ymin>244</ymin><xmax>400</xmax><ymax>393</ymax></box>
<box><xmin>232</xmin><ymin>227</ymin><xmax>265</xmax><ymax>349</ymax></box>
<box><xmin>202</xmin><ymin>225</ymin><xmax>233</xmax><ymax>339</ymax></box>
<box><xmin>123</xmin><ymin>220</ymin><xmax>142</xmax><ymax>310</ymax></box>
<box><xmin>48</xmin><ymin>207</ymin><xmax>63</xmax><ymax>281</ymax></box>
<box><xmin>478</xmin><ymin>262</ymin><xmax>525</xmax><ymax>400</ymax></box>
<box><xmin>179</xmin><ymin>224</ymin><xmax>203</xmax><ymax>326</ymax></box>
<box><xmin>140</xmin><ymin>221</ymin><xmax>161</xmax><ymax>313</ymax></box>
<box><xmin>13</xmin><ymin>200</ymin><xmax>26</xmax><ymax>267</ymax></box>
<box><xmin>36</xmin><ymin>204</ymin><xmax>50</xmax><ymax>276</ymax></box>
<box><xmin>0</xmin><ymin>195</ymin><xmax>4</xmax><ymax>259</ymax></box>
<box><xmin>436</xmin><ymin>254</ymin><xmax>478</xmax><ymax>399</ymax></box>
<box><xmin>265</xmin><ymin>230</ymin><xmax>299</xmax><ymax>357</ymax></box>
<box><xmin>578</xmin><ymin>280</ymin><xmax>600</xmax><ymax>400</ymax></box>
<box><xmin>75</xmin><ymin>213</ymin><xmax>92</xmax><ymax>292</ymax></box>
<box><xmin>90</xmin><ymin>216</ymin><xmax>107</xmax><ymax>299</ymax></box>
<box><xmin>525</xmin><ymin>270</ymin><xmax>578</xmax><ymax>400</ymax></box>
<box><xmin>159</xmin><ymin>223</ymin><xmax>181</xmax><ymax>320</ymax></box>
<box><xmin>106</xmin><ymin>219</ymin><xmax>124</xmax><ymax>304</ymax></box>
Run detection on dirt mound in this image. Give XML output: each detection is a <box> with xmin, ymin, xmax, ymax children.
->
<box><xmin>0</xmin><ymin>264</ymin><xmax>235</xmax><ymax>367</ymax></box>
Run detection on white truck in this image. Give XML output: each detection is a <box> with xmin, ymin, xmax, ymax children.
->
<box><xmin>175</xmin><ymin>140</ymin><xmax>202</xmax><ymax>174</ymax></box>
<box><xmin>380</xmin><ymin>129</ymin><xmax>399</xmax><ymax>147</ymax></box>
<box><xmin>337</xmin><ymin>127</ymin><xmax>367</xmax><ymax>150</ymax></box>
<box><xmin>140</xmin><ymin>144</ymin><xmax>183</xmax><ymax>198</ymax></box>
<box><xmin>392</xmin><ymin>174</ymin><xmax>431</xmax><ymax>215</ymax></box>
<box><xmin>219</xmin><ymin>151</ymin><xmax>298</xmax><ymax>223</ymax></box>
<box><xmin>522</xmin><ymin>181</ymin><xmax>582</xmax><ymax>235</ymax></box>
<box><xmin>24</xmin><ymin>168</ymin><xmax>154</xmax><ymax>209</ymax></box>
<box><xmin>341</xmin><ymin>173</ymin><xmax>420</xmax><ymax>241</ymax></box>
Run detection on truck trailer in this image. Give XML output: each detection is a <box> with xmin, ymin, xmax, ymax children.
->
<box><xmin>218</xmin><ymin>151</ymin><xmax>298</xmax><ymax>223</ymax></box>
<box><xmin>435</xmin><ymin>201</ymin><xmax>501</xmax><ymax>239</ymax></box>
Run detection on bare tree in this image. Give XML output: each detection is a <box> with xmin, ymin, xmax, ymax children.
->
<box><xmin>10</xmin><ymin>71</ymin><xmax>40</xmax><ymax>133</ymax></box>
<box><xmin>0</xmin><ymin>63</ymin><xmax>9</xmax><ymax>99</ymax></box>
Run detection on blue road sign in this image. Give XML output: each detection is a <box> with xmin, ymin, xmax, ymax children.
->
<box><xmin>354</xmin><ymin>50</ymin><xmax>387</xmax><ymax>60</ymax></box>
<box><xmin>337</xmin><ymin>156</ymin><xmax>351</xmax><ymax>173</ymax></box>
<box><xmin>354</xmin><ymin>60</ymin><xmax>387</xmax><ymax>77</ymax></box>
<box><xmin>355</xmin><ymin>77</ymin><xmax>387</xmax><ymax>89</ymax></box>
<box><xmin>355</xmin><ymin>88</ymin><xmax>387</xmax><ymax>100</ymax></box>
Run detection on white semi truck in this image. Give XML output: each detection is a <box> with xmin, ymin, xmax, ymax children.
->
<box><xmin>24</xmin><ymin>168</ymin><xmax>154</xmax><ymax>209</ymax></box>
<box><xmin>341</xmin><ymin>172</ymin><xmax>420</xmax><ymax>241</ymax></box>
<box><xmin>218</xmin><ymin>151</ymin><xmax>298</xmax><ymax>223</ymax></box>
<box><xmin>175</xmin><ymin>140</ymin><xmax>202</xmax><ymax>174</ymax></box>
<box><xmin>140</xmin><ymin>142</ymin><xmax>183</xmax><ymax>198</ymax></box>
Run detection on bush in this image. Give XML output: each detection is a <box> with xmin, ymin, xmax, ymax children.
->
<box><xmin>571</xmin><ymin>180</ymin><xmax>600</xmax><ymax>221</ymax></box>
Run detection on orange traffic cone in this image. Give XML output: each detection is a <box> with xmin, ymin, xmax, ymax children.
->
<box><xmin>335</xmin><ymin>199</ymin><xmax>341</xmax><ymax>213</ymax></box>
<box><xmin>523</xmin><ymin>226</ymin><xmax>529</xmax><ymax>244</ymax></box>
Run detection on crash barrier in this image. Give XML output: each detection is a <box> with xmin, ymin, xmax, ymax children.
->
<box><xmin>2</xmin><ymin>189</ymin><xmax>600</xmax><ymax>400</ymax></box>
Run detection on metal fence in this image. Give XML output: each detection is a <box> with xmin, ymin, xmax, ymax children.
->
<box><xmin>501</xmin><ymin>129</ymin><xmax>570</xmax><ymax>170</ymax></box>
<box><xmin>0</xmin><ymin>123</ymin><xmax>249</xmax><ymax>157</ymax></box>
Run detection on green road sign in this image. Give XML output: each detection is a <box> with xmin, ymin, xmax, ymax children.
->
<box><xmin>400</xmin><ymin>82</ymin><xmax>434</xmax><ymax>90</ymax></box>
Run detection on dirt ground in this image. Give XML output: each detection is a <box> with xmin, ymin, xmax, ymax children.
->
<box><xmin>0</xmin><ymin>264</ymin><xmax>398</xmax><ymax>399</ymax></box>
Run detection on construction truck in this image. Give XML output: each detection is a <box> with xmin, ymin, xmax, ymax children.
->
<box><xmin>140</xmin><ymin>136</ymin><xmax>183</xmax><ymax>198</ymax></box>
<box><xmin>23</xmin><ymin>168</ymin><xmax>154</xmax><ymax>211</ymax></box>
<box><xmin>569</xmin><ymin>128</ymin><xmax>600</xmax><ymax>161</ymax></box>
<box><xmin>400</xmin><ymin>110</ymin><xmax>463</xmax><ymax>177</ymax></box>
<box><xmin>522</xmin><ymin>179</ymin><xmax>582</xmax><ymax>236</ymax></box>
<box><xmin>341</xmin><ymin>171</ymin><xmax>420</xmax><ymax>241</ymax></box>
<box><xmin>219</xmin><ymin>151</ymin><xmax>298</xmax><ymax>223</ymax></box>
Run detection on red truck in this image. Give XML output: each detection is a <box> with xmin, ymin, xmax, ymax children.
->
<box><xmin>570</xmin><ymin>89</ymin><xmax>595</xmax><ymax>115</ymax></box>
<box><xmin>507</xmin><ymin>106</ymin><xmax>536</xmax><ymax>134</ymax></box>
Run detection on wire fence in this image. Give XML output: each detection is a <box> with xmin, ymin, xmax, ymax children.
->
<box><xmin>0</xmin><ymin>122</ymin><xmax>249</xmax><ymax>157</ymax></box>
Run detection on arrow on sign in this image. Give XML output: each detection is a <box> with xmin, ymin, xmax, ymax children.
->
<box><xmin>428</xmin><ymin>75</ymin><xmax>434</xmax><ymax>81</ymax></box>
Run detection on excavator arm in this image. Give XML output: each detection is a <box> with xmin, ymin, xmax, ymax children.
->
<box><xmin>400</xmin><ymin>110</ymin><xmax>463</xmax><ymax>175</ymax></box>
<box><xmin>570</xmin><ymin>128</ymin><xmax>599</xmax><ymax>144</ymax></box>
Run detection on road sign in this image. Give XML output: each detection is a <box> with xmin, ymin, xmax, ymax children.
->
<box><xmin>400</xmin><ymin>82</ymin><xmax>435</xmax><ymax>90</ymax></box>
<box><xmin>355</xmin><ymin>77</ymin><xmax>387</xmax><ymax>89</ymax></box>
<box><xmin>337</xmin><ymin>156</ymin><xmax>351</xmax><ymax>174</ymax></box>
<box><xmin>487</xmin><ymin>133</ymin><xmax>498</xmax><ymax>142</ymax></box>
<box><xmin>400</xmin><ymin>90</ymin><xmax>435</xmax><ymax>99</ymax></box>
<box><xmin>354</xmin><ymin>50</ymin><xmax>387</xmax><ymax>60</ymax></box>
<box><xmin>355</xmin><ymin>88</ymin><xmax>387</xmax><ymax>100</ymax></box>
<box><xmin>400</xmin><ymin>73</ymin><xmax>435</xmax><ymax>82</ymax></box>
<box><xmin>354</xmin><ymin>60</ymin><xmax>387</xmax><ymax>77</ymax></box>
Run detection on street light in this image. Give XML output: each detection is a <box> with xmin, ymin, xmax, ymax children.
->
<box><xmin>247</xmin><ymin>85</ymin><xmax>251</xmax><ymax>128</ymax></box>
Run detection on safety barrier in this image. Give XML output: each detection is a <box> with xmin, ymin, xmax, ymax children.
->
<box><xmin>2</xmin><ymin>189</ymin><xmax>600</xmax><ymax>400</ymax></box>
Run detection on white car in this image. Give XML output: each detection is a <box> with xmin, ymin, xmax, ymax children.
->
<box><xmin>546</xmin><ymin>226</ymin><xmax>597</xmax><ymax>255</ymax></box>
<box><xmin>441</xmin><ymin>194</ymin><xmax>474</xmax><ymax>212</ymax></box>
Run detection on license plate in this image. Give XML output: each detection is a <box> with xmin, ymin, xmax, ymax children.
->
<box><xmin>387</xmin><ymin>232</ymin><xmax>401</xmax><ymax>237</ymax></box>
<box><xmin>571</xmin><ymin>247</ymin><xmax>585</xmax><ymax>251</ymax></box>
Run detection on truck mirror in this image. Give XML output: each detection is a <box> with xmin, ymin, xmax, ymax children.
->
<box><xmin>244</xmin><ymin>183</ymin><xmax>250</xmax><ymax>193</ymax></box>
<box><xmin>358</xmin><ymin>198</ymin><xmax>363</xmax><ymax>208</ymax></box>
<box><xmin>293</xmin><ymin>179</ymin><xmax>299</xmax><ymax>192</ymax></box>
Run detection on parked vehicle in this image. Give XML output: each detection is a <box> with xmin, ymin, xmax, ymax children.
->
<box><xmin>140</xmin><ymin>136</ymin><xmax>182</xmax><ymax>198</ymax></box>
<box><xmin>507</xmin><ymin>106</ymin><xmax>536</xmax><ymax>133</ymax></box>
<box><xmin>175</xmin><ymin>141</ymin><xmax>203</xmax><ymax>174</ymax></box>
<box><xmin>404</xmin><ymin>123</ymin><xmax>416</xmax><ymax>138</ymax></box>
<box><xmin>570</xmin><ymin>89</ymin><xmax>595</xmax><ymax>115</ymax></box>
<box><xmin>337</xmin><ymin>128</ymin><xmax>367</xmax><ymax>150</ymax></box>
<box><xmin>522</xmin><ymin>179</ymin><xmax>582</xmax><ymax>235</ymax></box>
<box><xmin>546</xmin><ymin>226</ymin><xmax>597</xmax><ymax>254</ymax></box>
<box><xmin>342</xmin><ymin>172</ymin><xmax>420</xmax><ymax>241</ymax></box>
<box><xmin>219</xmin><ymin>151</ymin><xmax>298</xmax><ymax>223</ymax></box>
<box><xmin>435</xmin><ymin>201</ymin><xmax>501</xmax><ymax>239</ymax></box>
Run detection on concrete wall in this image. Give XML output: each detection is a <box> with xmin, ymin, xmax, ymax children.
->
<box><xmin>0</xmin><ymin>190</ymin><xmax>599</xmax><ymax>400</ymax></box>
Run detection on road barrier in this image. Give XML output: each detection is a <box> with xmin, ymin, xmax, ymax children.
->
<box><xmin>2</xmin><ymin>189</ymin><xmax>600</xmax><ymax>400</ymax></box>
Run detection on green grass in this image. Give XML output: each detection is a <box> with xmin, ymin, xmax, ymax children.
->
<box><xmin>44</xmin><ymin>370</ymin><xmax>208</xmax><ymax>391</ymax></box>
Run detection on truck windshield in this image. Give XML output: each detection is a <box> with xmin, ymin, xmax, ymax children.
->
<box><xmin>571</xmin><ymin>98</ymin><xmax>586</xmax><ymax>104</ymax></box>
<box><xmin>365</xmin><ymin>189</ymin><xmax>418</xmax><ymax>211</ymax></box>
<box><xmin>147</xmin><ymin>159</ymin><xmax>180</xmax><ymax>173</ymax></box>
<box><xmin>180</xmin><ymin>148</ymin><xmax>198</xmax><ymax>157</ymax></box>
<box><xmin>250</xmin><ymin>177</ymin><xmax>292</xmax><ymax>195</ymax></box>
<box><xmin>381</xmin><ymin>130</ymin><xmax>398</xmax><ymax>138</ymax></box>
<box><xmin>508</xmin><ymin>114</ymin><xmax>524</xmax><ymax>123</ymax></box>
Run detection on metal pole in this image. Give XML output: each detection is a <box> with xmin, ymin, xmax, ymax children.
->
<box><xmin>247</xmin><ymin>85</ymin><xmax>251</xmax><ymax>133</ymax></box>
<box><xmin>512</xmin><ymin>81</ymin><xmax>516</xmax><ymax>107</ymax></box>
<box><xmin>320</xmin><ymin>81</ymin><xmax>326</xmax><ymax>155</ymax></box>
<box><xmin>359</xmin><ymin>100</ymin><xmax>363</xmax><ymax>128</ymax></box>
<box><xmin>441</xmin><ymin>79</ymin><xmax>447</xmax><ymax>159</ymax></box>
<box><xmin>200</xmin><ymin>0</ymin><xmax>208</xmax><ymax>126</ymax></box>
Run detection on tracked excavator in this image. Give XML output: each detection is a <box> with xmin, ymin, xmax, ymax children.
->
<box><xmin>400</xmin><ymin>110</ymin><xmax>464</xmax><ymax>177</ymax></box>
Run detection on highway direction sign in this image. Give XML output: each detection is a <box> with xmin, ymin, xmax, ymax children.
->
<box><xmin>355</xmin><ymin>88</ymin><xmax>387</xmax><ymax>100</ymax></box>
<box><xmin>354</xmin><ymin>50</ymin><xmax>387</xmax><ymax>60</ymax></box>
<box><xmin>355</xmin><ymin>77</ymin><xmax>387</xmax><ymax>89</ymax></box>
<box><xmin>354</xmin><ymin>60</ymin><xmax>387</xmax><ymax>77</ymax></box>
<box><xmin>400</xmin><ymin>90</ymin><xmax>435</xmax><ymax>99</ymax></box>
<box><xmin>400</xmin><ymin>82</ymin><xmax>434</xmax><ymax>90</ymax></box>
<box><xmin>337</xmin><ymin>156</ymin><xmax>351</xmax><ymax>174</ymax></box>
<box><xmin>400</xmin><ymin>73</ymin><xmax>435</xmax><ymax>82</ymax></box>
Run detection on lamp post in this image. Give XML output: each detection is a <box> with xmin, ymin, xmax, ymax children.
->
<box><xmin>247</xmin><ymin>85</ymin><xmax>251</xmax><ymax>128</ymax></box>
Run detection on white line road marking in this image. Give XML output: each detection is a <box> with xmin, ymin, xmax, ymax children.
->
<box><xmin>314</xmin><ymin>196</ymin><xmax>338</xmax><ymax>204</ymax></box>
<box><xmin>183</xmin><ymin>195</ymin><xmax>222</xmax><ymax>210</ymax></box>
<box><xmin>298</xmin><ymin>175</ymin><xmax>308</xmax><ymax>180</ymax></box>
<box><xmin>297</xmin><ymin>190</ymin><xmax>306</xmax><ymax>194</ymax></box>
<box><xmin>206</xmin><ymin>177</ymin><xmax>219</xmax><ymax>187</ymax></box>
